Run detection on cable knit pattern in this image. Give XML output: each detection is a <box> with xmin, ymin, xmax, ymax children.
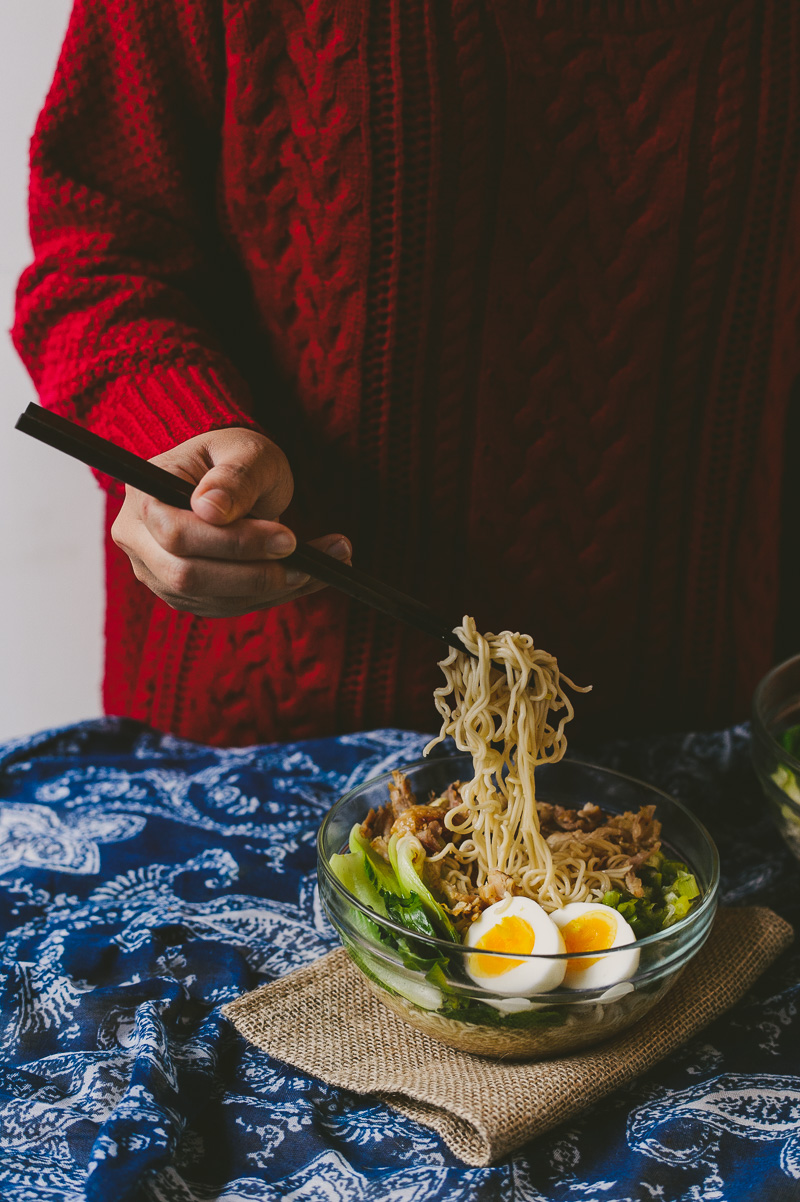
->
<box><xmin>683</xmin><ymin>0</ymin><xmax>800</xmax><ymax>720</ymax></box>
<box><xmin>12</xmin><ymin>0</ymin><xmax>800</xmax><ymax>745</ymax></box>
<box><xmin>469</xmin><ymin>8</ymin><xmax>717</xmax><ymax>732</ymax></box>
<box><xmin>640</xmin><ymin>0</ymin><xmax>754</xmax><ymax>702</ymax></box>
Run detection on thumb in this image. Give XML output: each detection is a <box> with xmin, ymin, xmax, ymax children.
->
<box><xmin>191</xmin><ymin>430</ymin><xmax>294</xmax><ymax>524</ymax></box>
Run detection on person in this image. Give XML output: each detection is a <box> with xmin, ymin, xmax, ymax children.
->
<box><xmin>13</xmin><ymin>0</ymin><xmax>800</xmax><ymax>747</ymax></box>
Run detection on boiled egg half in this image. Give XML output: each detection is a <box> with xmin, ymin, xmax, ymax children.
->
<box><xmin>549</xmin><ymin>901</ymin><xmax>639</xmax><ymax>990</ymax></box>
<box><xmin>465</xmin><ymin>896</ymin><xmax>566</xmax><ymax>995</ymax></box>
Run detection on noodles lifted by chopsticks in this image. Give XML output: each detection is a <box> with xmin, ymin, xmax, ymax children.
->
<box><xmin>423</xmin><ymin>616</ymin><xmax>642</xmax><ymax>910</ymax></box>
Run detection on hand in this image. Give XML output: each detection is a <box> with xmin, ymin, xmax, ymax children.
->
<box><xmin>111</xmin><ymin>427</ymin><xmax>351</xmax><ymax>617</ymax></box>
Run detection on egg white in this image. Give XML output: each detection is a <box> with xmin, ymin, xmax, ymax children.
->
<box><xmin>549</xmin><ymin>901</ymin><xmax>640</xmax><ymax>990</ymax></box>
<box><xmin>465</xmin><ymin>896</ymin><xmax>566</xmax><ymax>995</ymax></box>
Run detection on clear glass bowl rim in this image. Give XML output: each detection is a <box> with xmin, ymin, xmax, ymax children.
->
<box><xmin>317</xmin><ymin>753</ymin><xmax>720</xmax><ymax>962</ymax></box>
<box><xmin>751</xmin><ymin>651</ymin><xmax>800</xmax><ymax>778</ymax></box>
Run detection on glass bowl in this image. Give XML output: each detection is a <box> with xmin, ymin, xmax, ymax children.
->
<box><xmin>317</xmin><ymin>754</ymin><xmax>719</xmax><ymax>1060</ymax></box>
<box><xmin>752</xmin><ymin>652</ymin><xmax>800</xmax><ymax>861</ymax></box>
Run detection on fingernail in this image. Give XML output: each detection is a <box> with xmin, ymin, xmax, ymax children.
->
<box><xmin>328</xmin><ymin>538</ymin><xmax>351</xmax><ymax>560</ymax></box>
<box><xmin>286</xmin><ymin>569</ymin><xmax>310</xmax><ymax>589</ymax></box>
<box><xmin>267</xmin><ymin>532</ymin><xmax>295</xmax><ymax>555</ymax></box>
<box><xmin>198</xmin><ymin>488</ymin><xmax>231</xmax><ymax>516</ymax></box>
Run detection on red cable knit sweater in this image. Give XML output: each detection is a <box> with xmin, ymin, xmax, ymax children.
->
<box><xmin>13</xmin><ymin>0</ymin><xmax>800</xmax><ymax>745</ymax></box>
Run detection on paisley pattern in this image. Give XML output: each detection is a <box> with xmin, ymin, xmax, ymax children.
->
<box><xmin>0</xmin><ymin>719</ymin><xmax>796</xmax><ymax>1202</ymax></box>
<box><xmin>628</xmin><ymin>1074</ymin><xmax>800</xmax><ymax>1177</ymax></box>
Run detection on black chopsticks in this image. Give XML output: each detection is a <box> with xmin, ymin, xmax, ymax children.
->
<box><xmin>15</xmin><ymin>402</ymin><xmax>467</xmax><ymax>657</ymax></box>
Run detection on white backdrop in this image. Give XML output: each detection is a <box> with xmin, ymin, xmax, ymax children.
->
<box><xmin>0</xmin><ymin>1</ymin><xmax>104</xmax><ymax>741</ymax></box>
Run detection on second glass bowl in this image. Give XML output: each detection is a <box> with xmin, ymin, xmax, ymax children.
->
<box><xmin>752</xmin><ymin>652</ymin><xmax>800</xmax><ymax>862</ymax></box>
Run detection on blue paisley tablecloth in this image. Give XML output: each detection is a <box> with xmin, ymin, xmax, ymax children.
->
<box><xmin>0</xmin><ymin>719</ymin><xmax>797</xmax><ymax>1202</ymax></box>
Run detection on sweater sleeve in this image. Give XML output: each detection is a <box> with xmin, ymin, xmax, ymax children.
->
<box><xmin>11</xmin><ymin>0</ymin><xmax>261</xmax><ymax>485</ymax></box>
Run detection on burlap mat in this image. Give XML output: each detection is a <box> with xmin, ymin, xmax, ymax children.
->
<box><xmin>222</xmin><ymin>906</ymin><xmax>793</xmax><ymax>1166</ymax></box>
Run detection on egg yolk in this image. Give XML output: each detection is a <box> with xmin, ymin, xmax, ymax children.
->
<box><xmin>561</xmin><ymin>911</ymin><xmax>616</xmax><ymax>972</ymax></box>
<box><xmin>472</xmin><ymin>915</ymin><xmax>536</xmax><ymax>976</ymax></box>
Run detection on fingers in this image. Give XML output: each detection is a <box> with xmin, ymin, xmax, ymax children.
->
<box><xmin>189</xmin><ymin>430</ymin><xmax>294</xmax><ymax>524</ymax></box>
<box><xmin>133</xmin><ymin>525</ymin><xmax>304</xmax><ymax>598</ymax></box>
<box><xmin>124</xmin><ymin>526</ymin><xmax>353</xmax><ymax>618</ymax></box>
<box><xmin>139</xmin><ymin>494</ymin><xmax>297</xmax><ymax>561</ymax></box>
<box><xmin>310</xmin><ymin>534</ymin><xmax>352</xmax><ymax>561</ymax></box>
<box><xmin>111</xmin><ymin>428</ymin><xmax>356</xmax><ymax>619</ymax></box>
<box><xmin>283</xmin><ymin>534</ymin><xmax>353</xmax><ymax>604</ymax></box>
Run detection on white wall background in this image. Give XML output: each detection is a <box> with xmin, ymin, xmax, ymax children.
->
<box><xmin>0</xmin><ymin>1</ymin><xmax>104</xmax><ymax>741</ymax></box>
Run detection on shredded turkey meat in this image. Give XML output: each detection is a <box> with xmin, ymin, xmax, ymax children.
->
<box><xmin>391</xmin><ymin>804</ymin><xmax>448</xmax><ymax>854</ymax></box>
<box><xmin>388</xmin><ymin>769</ymin><xmax>416</xmax><ymax>814</ymax></box>
<box><xmin>478</xmin><ymin>870</ymin><xmax>516</xmax><ymax>905</ymax></box>
<box><xmin>361</xmin><ymin>770</ymin><xmax>428</xmax><ymax>857</ymax></box>
<box><xmin>537</xmin><ymin>801</ymin><xmax>604</xmax><ymax>835</ymax></box>
<box><xmin>360</xmin><ymin>775</ymin><xmax>464</xmax><ymax>854</ymax></box>
<box><xmin>541</xmin><ymin>803</ymin><xmax>662</xmax><ymax>897</ymax></box>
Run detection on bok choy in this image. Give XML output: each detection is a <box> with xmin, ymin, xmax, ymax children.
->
<box><xmin>328</xmin><ymin>822</ymin><xmax>455</xmax><ymax>1009</ymax></box>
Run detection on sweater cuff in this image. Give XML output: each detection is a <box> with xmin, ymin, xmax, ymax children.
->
<box><xmin>44</xmin><ymin>363</ymin><xmax>265</xmax><ymax>497</ymax></box>
<box><xmin>93</xmin><ymin>363</ymin><xmax>263</xmax><ymax>458</ymax></box>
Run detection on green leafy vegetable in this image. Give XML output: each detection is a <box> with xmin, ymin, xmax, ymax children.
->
<box><xmin>779</xmin><ymin>723</ymin><xmax>800</xmax><ymax>760</ymax></box>
<box><xmin>601</xmin><ymin>851</ymin><xmax>700</xmax><ymax>937</ymax></box>
<box><xmin>438</xmin><ymin>993</ymin><xmax>567</xmax><ymax>1030</ymax></box>
<box><xmin>328</xmin><ymin>852</ymin><xmax>386</xmax><ymax>947</ymax></box>
<box><xmin>329</xmin><ymin>825</ymin><xmax>454</xmax><ymax>988</ymax></box>
<box><xmin>380</xmin><ymin>889</ymin><xmax>445</xmax><ymax>973</ymax></box>
<box><xmin>388</xmin><ymin>832</ymin><xmax>460</xmax><ymax>943</ymax></box>
<box><xmin>329</xmin><ymin>850</ymin><xmax>387</xmax><ymax>917</ymax></box>
<box><xmin>772</xmin><ymin>763</ymin><xmax>800</xmax><ymax>806</ymax></box>
<box><xmin>769</xmin><ymin>723</ymin><xmax>800</xmax><ymax>812</ymax></box>
<box><xmin>346</xmin><ymin>941</ymin><xmax>444</xmax><ymax>1011</ymax></box>
<box><xmin>348</xmin><ymin>823</ymin><xmax>399</xmax><ymax>892</ymax></box>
